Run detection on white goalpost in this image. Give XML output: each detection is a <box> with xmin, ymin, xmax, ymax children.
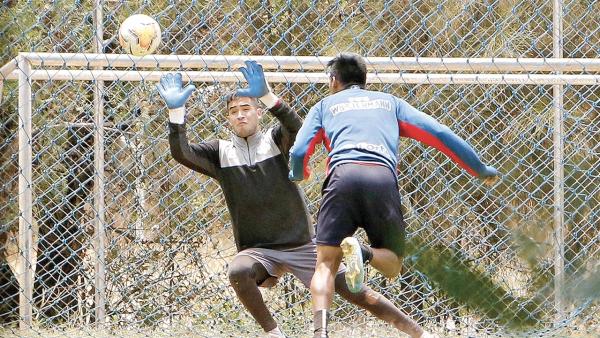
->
<box><xmin>3</xmin><ymin>53</ymin><xmax>600</xmax><ymax>84</ymax></box>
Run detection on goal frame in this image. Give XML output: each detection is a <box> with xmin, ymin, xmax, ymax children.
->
<box><xmin>1</xmin><ymin>51</ymin><xmax>599</xmax><ymax>329</ymax></box>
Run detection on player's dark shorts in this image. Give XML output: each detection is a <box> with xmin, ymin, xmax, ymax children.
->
<box><xmin>316</xmin><ymin>162</ymin><xmax>407</xmax><ymax>257</ymax></box>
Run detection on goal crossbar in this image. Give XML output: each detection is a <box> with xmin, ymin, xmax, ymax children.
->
<box><xmin>1</xmin><ymin>53</ymin><xmax>600</xmax><ymax>86</ymax></box>
<box><xmin>3</xmin><ymin>69</ymin><xmax>600</xmax><ymax>85</ymax></box>
<box><xmin>11</xmin><ymin>52</ymin><xmax>600</xmax><ymax>72</ymax></box>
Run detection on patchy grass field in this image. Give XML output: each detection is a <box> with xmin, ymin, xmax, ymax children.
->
<box><xmin>1</xmin><ymin>320</ymin><xmax>599</xmax><ymax>338</ymax></box>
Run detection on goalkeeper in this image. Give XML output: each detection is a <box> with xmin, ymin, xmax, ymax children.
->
<box><xmin>157</xmin><ymin>61</ymin><xmax>432</xmax><ymax>338</ymax></box>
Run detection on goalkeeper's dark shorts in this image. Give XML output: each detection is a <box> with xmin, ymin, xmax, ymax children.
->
<box><xmin>316</xmin><ymin>162</ymin><xmax>407</xmax><ymax>257</ymax></box>
<box><xmin>236</xmin><ymin>239</ymin><xmax>346</xmax><ymax>288</ymax></box>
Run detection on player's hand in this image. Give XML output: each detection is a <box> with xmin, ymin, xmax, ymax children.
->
<box><xmin>237</xmin><ymin>60</ymin><xmax>279</xmax><ymax>108</ymax></box>
<box><xmin>288</xmin><ymin>148</ymin><xmax>305</xmax><ymax>181</ymax></box>
<box><xmin>157</xmin><ymin>73</ymin><xmax>196</xmax><ymax>109</ymax></box>
<box><xmin>288</xmin><ymin>171</ymin><xmax>303</xmax><ymax>181</ymax></box>
<box><xmin>237</xmin><ymin>60</ymin><xmax>270</xmax><ymax>97</ymax></box>
<box><xmin>481</xmin><ymin>165</ymin><xmax>499</xmax><ymax>186</ymax></box>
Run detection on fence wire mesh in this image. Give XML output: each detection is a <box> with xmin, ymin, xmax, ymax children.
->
<box><xmin>1</xmin><ymin>1</ymin><xmax>599</xmax><ymax>337</ymax></box>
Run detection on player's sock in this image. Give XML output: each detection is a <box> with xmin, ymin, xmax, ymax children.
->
<box><xmin>341</xmin><ymin>237</ymin><xmax>365</xmax><ymax>293</ymax></box>
<box><xmin>359</xmin><ymin>243</ymin><xmax>373</xmax><ymax>264</ymax></box>
<box><xmin>313</xmin><ymin>309</ymin><xmax>329</xmax><ymax>338</ymax></box>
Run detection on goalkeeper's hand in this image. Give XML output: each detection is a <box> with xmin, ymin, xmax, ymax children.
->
<box><xmin>236</xmin><ymin>60</ymin><xmax>279</xmax><ymax>109</ymax></box>
<box><xmin>157</xmin><ymin>73</ymin><xmax>196</xmax><ymax>124</ymax></box>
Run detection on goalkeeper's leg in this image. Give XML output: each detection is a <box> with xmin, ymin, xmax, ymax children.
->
<box><xmin>228</xmin><ymin>255</ymin><xmax>279</xmax><ymax>333</ymax></box>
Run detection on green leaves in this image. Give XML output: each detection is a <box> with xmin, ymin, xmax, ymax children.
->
<box><xmin>405</xmin><ymin>237</ymin><xmax>542</xmax><ymax>329</ymax></box>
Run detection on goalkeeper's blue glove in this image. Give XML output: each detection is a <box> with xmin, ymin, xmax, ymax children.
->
<box><xmin>157</xmin><ymin>73</ymin><xmax>196</xmax><ymax>124</ymax></box>
<box><xmin>236</xmin><ymin>60</ymin><xmax>279</xmax><ymax>108</ymax></box>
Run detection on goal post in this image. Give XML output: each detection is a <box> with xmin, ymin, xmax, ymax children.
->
<box><xmin>3</xmin><ymin>52</ymin><xmax>599</xmax><ymax>333</ymax></box>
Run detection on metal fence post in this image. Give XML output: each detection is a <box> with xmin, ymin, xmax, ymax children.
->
<box><xmin>553</xmin><ymin>0</ymin><xmax>565</xmax><ymax>322</ymax></box>
<box><xmin>17</xmin><ymin>54</ymin><xmax>33</xmax><ymax>330</ymax></box>
<box><xmin>93</xmin><ymin>0</ymin><xmax>107</xmax><ymax>326</ymax></box>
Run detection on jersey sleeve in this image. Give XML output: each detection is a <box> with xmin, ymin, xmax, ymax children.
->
<box><xmin>288</xmin><ymin>103</ymin><xmax>325</xmax><ymax>181</ymax></box>
<box><xmin>395</xmin><ymin>98</ymin><xmax>495</xmax><ymax>178</ymax></box>
<box><xmin>269</xmin><ymin>100</ymin><xmax>303</xmax><ymax>155</ymax></box>
<box><xmin>168</xmin><ymin>123</ymin><xmax>220</xmax><ymax>178</ymax></box>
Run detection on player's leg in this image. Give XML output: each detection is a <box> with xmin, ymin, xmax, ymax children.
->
<box><xmin>291</xmin><ymin>243</ymin><xmax>424</xmax><ymax>337</ymax></box>
<box><xmin>369</xmin><ymin>247</ymin><xmax>403</xmax><ymax>278</ymax></box>
<box><xmin>228</xmin><ymin>254</ymin><xmax>283</xmax><ymax>336</ymax></box>
<box><xmin>286</xmin><ymin>240</ymin><xmax>432</xmax><ymax>338</ymax></box>
<box><xmin>311</xmin><ymin>244</ymin><xmax>343</xmax><ymax>338</ymax></box>
<box><xmin>311</xmin><ymin>164</ymin><xmax>361</xmax><ymax>338</ymax></box>
<box><xmin>343</xmin><ymin>237</ymin><xmax>401</xmax><ymax>279</ymax></box>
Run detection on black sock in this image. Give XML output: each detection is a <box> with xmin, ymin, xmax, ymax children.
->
<box><xmin>359</xmin><ymin>244</ymin><xmax>373</xmax><ymax>264</ymax></box>
<box><xmin>313</xmin><ymin>309</ymin><xmax>329</xmax><ymax>334</ymax></box>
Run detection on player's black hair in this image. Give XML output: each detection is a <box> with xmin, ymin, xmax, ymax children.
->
<box><xmin>326</xmin><ymin>53</ymin><xmax>367</xmax><ymax>89</ymax></box>
<box><xmin>224</xmin><ymin>91</ymin><xmax>260</xmax><ymax>110</ymax></box>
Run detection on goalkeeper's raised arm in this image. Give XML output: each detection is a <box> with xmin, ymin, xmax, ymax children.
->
<box><xmin>236</xmin><ymin>60</ymin><xmax>303</xmax><ymax>155</ymax></box>
<box><xmin>157</xmin><ymin>72</ymin><xmax>219</xmax><ymax>178</ymax></box>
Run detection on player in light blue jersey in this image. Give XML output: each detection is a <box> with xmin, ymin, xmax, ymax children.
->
<box><xmin>289</xmin><ymin>53</ymin><xmax>498</xmax><ymax>338</ymax></box>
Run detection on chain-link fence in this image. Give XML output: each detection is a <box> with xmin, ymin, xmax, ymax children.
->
<box><xmin>1</xmin><ymin>1</ymin><xmax>598</xmax><ymax>337</ymax></box>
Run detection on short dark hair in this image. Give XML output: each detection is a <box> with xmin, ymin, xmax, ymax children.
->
<box><xmin>224</xmin><ymin>91</ymin><xmax>259</xmax><ymax>110</ymax></box>
<box><xmin>327</xmin><ymin>53</ymin><xmax>367</xmax><ymax>89</ymax></box>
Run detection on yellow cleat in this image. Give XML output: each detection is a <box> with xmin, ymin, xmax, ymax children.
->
<box><xmin>340</xmin><ymin>237</ymin><xmax>365</xmax><ymax>293</ymax></box>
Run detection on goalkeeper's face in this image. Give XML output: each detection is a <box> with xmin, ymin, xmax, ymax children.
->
<box><xmin>226</xmin><ymin>97</ymin><xmax>263</xmax><ymax>138</ymax></box>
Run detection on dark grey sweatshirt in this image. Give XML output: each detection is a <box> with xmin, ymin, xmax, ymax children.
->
<box><xmin>168</xmin><ymin>101</ymin><xmax>314</xmax><ymax>251</ymax></box>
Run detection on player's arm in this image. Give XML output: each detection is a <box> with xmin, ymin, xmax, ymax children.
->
<box><xmin>236</xmin><ymin>60</ymin><xmax>302</xmax><ymax>154</ymax></box>
<box><xmin>269</xmin><ymin>101</ymin><xmax>303</xmax><ymax>154</ymax></box>
<box><xmin>168</xmin><ymin>124</ymin><xmax>219</xmax><ymax>178</ymax></box>
<box><xmin>157</xmin><ymin>73</ymin><xmax>219</xmax><ymax>178</ymax></box>
<box><xmin>396</xmin><ymin>98</ymin><xmax>498</xmax><ymax>183</ymax></box>
<box><xmin>288</xmin><ymin>104</ymin><xmax>325</xmax><ymax>181</ymax></box>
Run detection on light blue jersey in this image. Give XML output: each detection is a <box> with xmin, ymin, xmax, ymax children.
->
<box><xmin>289</xmin><ymin>86</ymin><xmax>497</xmax><ymax>181</ymax></box>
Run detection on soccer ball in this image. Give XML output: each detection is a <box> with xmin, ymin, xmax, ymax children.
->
<box><xmin>118</xmin><ymin>14</ymin><xmax>161</xmax><ymax>56</ymax></box>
